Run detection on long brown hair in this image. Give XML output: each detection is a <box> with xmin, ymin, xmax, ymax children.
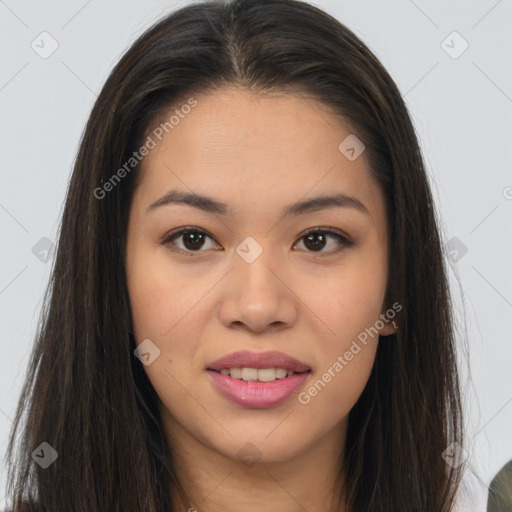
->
<box><xmin>4</xmin><ymin>0</ymin><xmax>465</xmax><ymax>510</ymax></box>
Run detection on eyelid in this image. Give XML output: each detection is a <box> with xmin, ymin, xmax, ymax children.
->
<box><xmin>159</xmin><ymin>226</ymin><xmax>220</xmax><ymax>255</ymax></box>
<box><xmin>299</xmin><ymin>226</ymin><xmax>353</xmax><ymax>244</ymax></box>
<box><xmin>160</xmin><ymin>225</ymin><xmax>354</xmax><ymax>255</ymax></box>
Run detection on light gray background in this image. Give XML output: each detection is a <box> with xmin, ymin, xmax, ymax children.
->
<box><xmin>1</xmin><ymin>1</ymin><xmax>511</xmax><ymax>510</ymax></box>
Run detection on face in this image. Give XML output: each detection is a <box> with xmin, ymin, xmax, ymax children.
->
<box><xmin>126</xmin><ymin>86</ymin><xmax>394</xmax><ymax>467</ymax></box>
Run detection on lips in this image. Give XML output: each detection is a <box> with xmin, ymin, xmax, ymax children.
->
<box><xmin>207</xmin><ymin>369</ymin><xmax>310</xmax><ymax>408</ymax></box>
<box><xmin>206</xmin><ymin>350</ymin><xmax>312</xmax><ymax>408</ymax></box>
<box><xmin>207</xmin><ymin>350</ymin><xmax>311</xmax><ymax>373</ymax></box>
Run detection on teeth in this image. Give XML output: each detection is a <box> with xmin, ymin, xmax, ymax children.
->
<box><xmin>218</xmin><ymin>367</ymin><xmax>298</xmax><ymax>381</ymax></box>
<box><xmin>241</xmin><ymin>367</ymin><xmax>258</xmax><ymax>381</ymax></box>
<box><xmin>229</xmin><ymin>367</ymin><xmax>242</xmax><ymax>379</ymax></box>
<box><xmin>275</xmin><ymin>368</ymin><xmax>288</xmax><ymax>379</ymax></box>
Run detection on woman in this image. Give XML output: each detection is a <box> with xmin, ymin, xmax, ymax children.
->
<box><xmin>4</xmin><ymin>0</ymin><xmax>465</xmax><ymax>510</ymax></box>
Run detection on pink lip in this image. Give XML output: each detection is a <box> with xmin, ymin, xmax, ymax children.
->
<box><xmin>207</xmin><ymin>350</ymin><xmax>311</xmax><ymax>372</ymax></box>
<box><xmin>207</xmin><ymin>369</ymin><xmax>310</xmax><ymax>409</ymax></box>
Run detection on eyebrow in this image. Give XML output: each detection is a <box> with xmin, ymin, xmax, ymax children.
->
<box><xmin>146</xmin><ymin>189</ymin><xmax>370</xmax><ymax>217</ymax></box>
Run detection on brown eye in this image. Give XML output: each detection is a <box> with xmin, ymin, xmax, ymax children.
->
<box><xmin>161</xmin><ymin>227</ymin><xmax>220</xmax><ymax>254</ymax></box>
<box><xmin>180</xmin><ymin>231</ymin><xmax>206</xmax><ymax>250</ymax></box>
<box><xmin>303</xmin><ymin>232</ymin><xmax>328</xmax><ymax>251</ymax></box>
<box><xmin>160</xmin><ymin>226</ymin><xmax>353</xmax><ymax>257</ymax></box>
<box><xmin>295</xmin><ymin>228</ymin><xmax>353</xmax><ymax>254</ymax></box>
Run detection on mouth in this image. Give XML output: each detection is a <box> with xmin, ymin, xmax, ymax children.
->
<box><xmin>207</xmin><ymin>349</ymin><xmax>311</xmax><ymax>374</ymax></box>
<box><xmin>207</xmin><ymin>367</ymin><xmax>311</xmax><ymax>382</ymax></box>
<box><xmin>206</xmin><ymin>350</ymin><xmax>312</xmax><ymax>408</ymax></box>
<box><xmin>206</xmin><ymin>366</ymin><xmax>312</xmax><ymax>409</ymax></box>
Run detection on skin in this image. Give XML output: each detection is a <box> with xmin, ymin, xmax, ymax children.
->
<box><xmin>126</xmin><ymin>85</ymin><xmax>396</xmax><ymax>512</ymax></box>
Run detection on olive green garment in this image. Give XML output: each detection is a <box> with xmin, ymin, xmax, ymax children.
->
<box><xmin>487</xmin><ymin>459</ymin><xmax>512</xmax><ymax>512</ymax></box>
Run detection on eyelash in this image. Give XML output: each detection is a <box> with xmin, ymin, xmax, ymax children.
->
<box><xmin>159</xmin><ymin>226</ymin><xmax>354</xmax><ymax>257</ymax></box>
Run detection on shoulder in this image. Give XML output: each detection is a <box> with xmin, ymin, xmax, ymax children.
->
<box><xmin>488</xmin><ymin>459</ymin><xmax>512</xmax><ymax>511</ymax></box>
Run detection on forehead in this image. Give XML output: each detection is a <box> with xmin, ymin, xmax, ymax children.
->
<box><xmin>134</xmin><ymin>86</ymin><xmax>384</xmax><ymax>223</ymax></box>
<box><xmin>146</xmin><ymin>86</ymin><xmax>355</xmax><ymax>162</ymax></box>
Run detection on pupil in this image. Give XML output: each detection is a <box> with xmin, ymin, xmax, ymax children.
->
<box><xmin>305</xmin><ymin>233</ymin><xmax>325</xmax><ymax>251</ymax></box>
<box><xmin>184</xmin><ymin>232</ymin><xmax>204</xmax><ymax>250</ymax></box>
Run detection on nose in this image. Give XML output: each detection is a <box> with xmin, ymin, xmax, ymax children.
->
<box><xmin>218</xmin><ymin>249</ymin><xmax>299</xmax><ymax>333</ymax></box>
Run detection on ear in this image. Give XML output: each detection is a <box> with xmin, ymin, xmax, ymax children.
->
<box><xmin>378</xmin><ymin>323</ymin><xmax>396</xmax><ymax>336</ymax></box>
<box><xmin>378</xmin><ymin>315</ymin><xmax>398</xmax><ymax>337</ymax></box>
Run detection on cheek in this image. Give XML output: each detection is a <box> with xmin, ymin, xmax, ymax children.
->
<box><xmin>304</xmin><ymin>258</ymin><xmax>388</xmax><ymax>343</ymax></box>
<box><xmin>127</xmin><ymin>259</ymin><xmax>203</xmax><ymax>415</ymax></box>
<box><xmin>297</xmin><ymin>342</ymin><xmax>377</xmax><ymax>436</ymax></box>
<box><xmin>294</xmin><ymin>251</ymin><xmax>385</xmax><ymax>415</ymax></box>
<box><xmin>126</xmin><ymin>245</ymin><xmax>205</xmax><ymax>340</ymax></box>
<box><xmin>127</xmin><ymin>272</ymin><xmax>206</xmax><ymax>389</ymax></box>
<box><xmin>126</xmin><ymin>244</ymin><xmax>208</xmax><ymax>378</ymax></box>
<box><xmin>297</xmin><ymin>288</ymin><xmax>381</xmax><ymax>427</ymax></box>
